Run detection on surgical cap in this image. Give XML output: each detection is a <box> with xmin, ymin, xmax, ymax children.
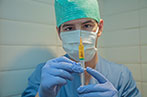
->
<box><xmin>54</xmin><ymin>0</ymin><xmax>101</xmax><ymax>27</ymax></box>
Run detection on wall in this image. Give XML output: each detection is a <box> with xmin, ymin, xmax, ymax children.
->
<box><xmin>98</xmin><ymin>0</ymin><xmax>147</xmax><ymax>97</ymax></box>
<box><xmin>0</xmin><ymin>0</ymin><xmax>65</xmax><ymax>96</ymax></box>
<box><xmin>0</xmin><ymin>0</ymin><xmax>147</xmax><ymax>97</ymax></box>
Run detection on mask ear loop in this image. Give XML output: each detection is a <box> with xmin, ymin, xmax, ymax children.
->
<box><xmin>95</xmin><ymin>27</ymin><xmax>99</xmax><ymax>52</ymax></box>
<box><xmin>95</xmin><ymin>27</ymin><xmax>99</xmax><ymax>35</ymax></box>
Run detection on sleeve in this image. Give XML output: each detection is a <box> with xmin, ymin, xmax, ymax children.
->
<box><xmin>21</xmin><ymin>63</ymin><xmax>45</xmax><ymax>97</ymax></box>
<box><xmin>118</xmin><ymin>66</ymin><xmax>141</xmax><ymax>97</ymax></box>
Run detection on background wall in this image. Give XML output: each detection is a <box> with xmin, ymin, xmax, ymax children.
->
<box><xmin>98</xmin><ymin>0</ymin><xmax>147</xmax><ymax>97</ymax></box>
<box><xmin>0</xmin><ymin>0</ymin><xmax>146</xmax><ymax>97</ymax></box>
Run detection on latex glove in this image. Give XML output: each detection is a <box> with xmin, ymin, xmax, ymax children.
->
<box><xmin>39</xmin><ymin>56</ymin><xmax>84</xmax><ymax>97</ymax></box>
<box><xmin>77</xmin><ymin>67</ymin><xmax>118</xmax><ymax>97</ymax></box>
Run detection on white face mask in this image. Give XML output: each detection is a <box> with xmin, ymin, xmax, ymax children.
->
<box><xmin>60</xmin><ymin>28</ymin><xmax>99</xmax><ymax>62</ymax></box>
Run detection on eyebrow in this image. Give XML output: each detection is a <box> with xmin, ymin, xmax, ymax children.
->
<box><xmin>62</xmin><ymin>24</ymin><xmax>74</xmax><ymax>28</ymax></box>
<box><xmin>62</xmin><ymin>20</ymin><xmax>95</xmax><ymax>28</ymax></box>
<box><xmin>82</xmin><ymin>20</ymin><xmax>94</xmax><ymax>24</ymax></box>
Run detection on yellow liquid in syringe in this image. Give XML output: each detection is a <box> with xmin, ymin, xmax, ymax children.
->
<box><xmin>79</xmin><ymin>38</ymin><xmax>85</xmax><ymax>60</ymax></box>
<box><xmin>79</xmin><ymin>37</ymin><xmax>85</xmax><ymax>86</ymax></box>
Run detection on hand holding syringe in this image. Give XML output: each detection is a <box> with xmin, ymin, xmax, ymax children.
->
<box><xmin>79</xmin><ymin>37</ymin><xmax>85</xmax><ymax>86</ymax></box>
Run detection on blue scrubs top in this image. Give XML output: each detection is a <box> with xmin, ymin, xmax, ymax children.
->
<box><xmin>22</xmin><ymin>55</ymin><xmax>141</xmax><ymax>97</ymax></box>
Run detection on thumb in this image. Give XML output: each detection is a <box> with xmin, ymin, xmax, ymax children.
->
<box><xmin>86</xmin><ymin>67</ymin><xmax>107</xmax><ymax>83</ymax></box>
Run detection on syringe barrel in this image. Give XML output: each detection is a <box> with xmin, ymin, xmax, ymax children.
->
<box><xmin>80</xmin><ymin>60</ymin><xmax>85</xmax><ymax>86</ymax></box>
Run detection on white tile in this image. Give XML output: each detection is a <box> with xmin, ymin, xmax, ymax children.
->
<box><xmin>57</xmin><ymin>46</ymin><xmax>66</xmax><ymax>57</ymax></box>
<box><xmin>141</xmin><ymin>46</ymin><xmax>147</xmax><ymax>64</ymax></box>
<box><xmin>140</xmin><ymin>0</ymin><xmax>147</xmax><ymax>9</ymax></box>
<box><xmin>97</xmin><ymin>36</ymin><xmax>104</xmax><ymax>48</ymax></box>
<box><xmin>140</xmin><ymin>27</ymin><xmax>147</xmax><ymax>45</ymax></box>
<box><xmin>11</xmin><ymin>95</ymin><xmax>21</xmax><ymax>97</ymax></box>
<box><xmin>103</xmin><ymin>11</ymin><xmax>139</xmax><ymax>32</ymax></box>
<box><xmin>0</xmin><ymin>46</ymin><xmax>57</xmax><ymax>71</ymax></box>
<box><xmin>136</xmin><ymin>82</ymin><xmax>142</xmax><ymax>94</ymax></box>
<box><xmin>0</xmin><ymin>69</ymin><xmax>34</xmax><ymax>97</ymax></box>
<box><xmin>97</xmin><ymin>47</ymin><xmax>103</xmax><ymax>56</ymax></box>
<box><xmin>56</xmin><ymin>32</ymin><xmax>62</xmax><ymax>46</ymax></box>
<box><xmin>125</xmin><ymin>64</ymin><xmax>141</xmax><ymax>81</ymax></box>
<box><xmin>98</xmin><ymin>0</ymin><xmax>104</xmax><ymax>17</ymax></box>
<box><xmin>142</xmin><ymin>82</ymin><xmax>147</xmax><ymax>97</ymax></box>
<box><xmin>0</xmin><ymin>0</ymin><xmax>56</xmax><ymax>24</ymax></box>
<box><xmin>0</xmin><ymin>19</ymin><xmax>57</xmax><ymax>45</ymax></box>
<box><xmin>140</xmin><ymin>8</ymin><xmax>147</xmax><ymax>27</ymax></box>
<box><xmin>33</xmin><ymin>0</ymin><xmax>54</xmax><ymax>5</ymax></box>
<box><xmin>101</xmin><ymin>29</ymin><xmax>140</xmax><ymax>47</ymax></box>
<box><xmin>103</xmin><ymin>0</ymin><xmax>139</xmax><ymax>16</ymax></box>
<box><xmin>6</xmin><ymin>94</ymin><xmax>22</xmax><ymax>97</ymax></box>
<box><xmin>100</xmin><ymin>46</ymin><xmax>140</xmax><ymax>64</ymax></box>
<box><xmin>142</xmin><ymin>64</ymin><xmax>147</xmax><ymax>82</ymax></box>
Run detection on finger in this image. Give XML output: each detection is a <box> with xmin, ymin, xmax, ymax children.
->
<box><xmin>40</xmin><ymin>75</ymin><xmax>67</xmax><ymax>88</ymax></box>
<box><xmin>54</xmin><ymin>76</ymin><xmax>67</xmax><ymax>86</ymax></box>
<box><xmin>51</xmin><ymin>62</ymin><xmax>84</xmax><ymax>73</ymax></box>
<box><xmin>86</xmin><ymin>67</ymin><xmax>107</xmax><ymax>83</ymax></box>
<box><xmin>53</xmin><ymin>56</ymin><xmax>84</xmax><ymax>73</ymax></box>
<box><xmin>48</xmin><ymin>68</ymin><xmax>73</xmax><ymax>80</ymax></box>
<box><xmin>50</xmin><ymin>62</ymin><xmax>73</xmax><ymax>72</ymax></box>
<box><xmin>78</xmin><ymin>91</ymin><xmax>117</xmax><ymax>97</ymax></box>
<box><xmin>52</xmin><ymin>56</ymin><xmax>75</xmax><ymax>64</ymax></box>
<box><xmin>77</xmin><ymin>84</ymin><xmax>109</xmax><ymax>94</ymax></box>
<box><xmin>71</xmin><ymin>62</ymin><xmax>84</xmax><ymax>73</ymax></box>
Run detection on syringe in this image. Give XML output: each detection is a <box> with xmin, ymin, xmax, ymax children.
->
<box><xmin>79</xmin><ymin>37</ymin><xmax>85</xmax><ymax>86</ymax></box>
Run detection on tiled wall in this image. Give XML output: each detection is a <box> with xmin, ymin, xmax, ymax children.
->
<box><xmin>98</xmin><ymin>0</ymin><xmax>147</xmax><ymax>97</ymax></box>
<box><xmin>0</xmin><ymin>0</ymin><xmax>65</xmax><ymax>96</ymax></box>
<box><xmin>0</xmin><ymin>0</ymin><xmax>146</xmax><ymax>97</ymax></box>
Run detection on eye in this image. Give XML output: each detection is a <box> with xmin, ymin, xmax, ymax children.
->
<box><xmin>83</xmin><ymin>24</ymin><xmax>93</xmax><ymax>28</ymax></box>
<box><xmin>64</xmin><ymin>27</ymin><xmax>73</xmax><ymax>31</ymax></box>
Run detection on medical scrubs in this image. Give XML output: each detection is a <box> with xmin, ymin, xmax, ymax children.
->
<box><xmin>22</xmin><ymin>55</ymin><xmax>141</xmax><ymax>97</ymax></box>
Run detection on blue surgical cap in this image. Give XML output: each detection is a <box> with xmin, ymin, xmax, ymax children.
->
<box><xmin>54</xmin><ymin>0</ymin><xmax>101</xmax><ymax>27</ymax></box>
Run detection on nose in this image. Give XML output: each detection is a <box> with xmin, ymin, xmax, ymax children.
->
<box><xmin>75</xmin><ymin>24</ymin><xmax>82</xmax><ymax>30</ymax></box>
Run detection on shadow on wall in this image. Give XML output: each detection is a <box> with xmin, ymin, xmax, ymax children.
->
<box><xmin>0</xmin><ymin>47</ymin><xmax>57</xmax><ymax>97</ymax></box>
<box><xmin>13</xmin><ymin>47</ymin><xmax>57</xmax><ymax>69</ymax></box>
<box><xmin>2</xmin><ymin>47</ymin><xmax>57</xmax><ymax>71</ymax></box>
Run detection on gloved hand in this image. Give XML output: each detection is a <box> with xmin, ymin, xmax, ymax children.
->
<box><xmin>77</xmin><ymin>67</ymin><xmax>118</xmax><ymax>97</ymax></box>
<box><xmin>38</xmin><ymin>56</ymin><xmax>84</xmax><ymax>97</ymax></box>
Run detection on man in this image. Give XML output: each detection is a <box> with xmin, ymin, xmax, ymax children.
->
<box><xmin>22</xmin><ymin>0</ymin><xmax>141</xmax><ymax>97</ymax></box>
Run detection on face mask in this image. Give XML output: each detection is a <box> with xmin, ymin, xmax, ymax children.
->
<box><xmin>60</xmin><ymin>28</ymin><xmax>99</xmax><ymax>62</ymax></box>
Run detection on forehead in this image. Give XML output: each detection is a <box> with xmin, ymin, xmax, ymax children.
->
<box><xmin>61</xmin><ymin>18</ymin><xmax>97</xmax><ymax>27</ymax></box>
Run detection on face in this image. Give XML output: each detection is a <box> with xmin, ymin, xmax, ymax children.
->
<box><xmin>56</xmin><ymin>18</ymin><xmax>103</xmax><ymax>40</ymax></box>
<box><xmin>61</xmin><ymin>18</ymin><xmax>98</xmax><ymax>32</ymax></box>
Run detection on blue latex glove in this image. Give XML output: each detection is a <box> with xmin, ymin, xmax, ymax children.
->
<box><xmin>38</xmin><ymin>56</ymin><xmax>84</xmax><ymax>97</ymax></box>
<box><xmin>77</xmin><ymin>67</ymin><xmax>118</xmax><ymax>97</ymax></box>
